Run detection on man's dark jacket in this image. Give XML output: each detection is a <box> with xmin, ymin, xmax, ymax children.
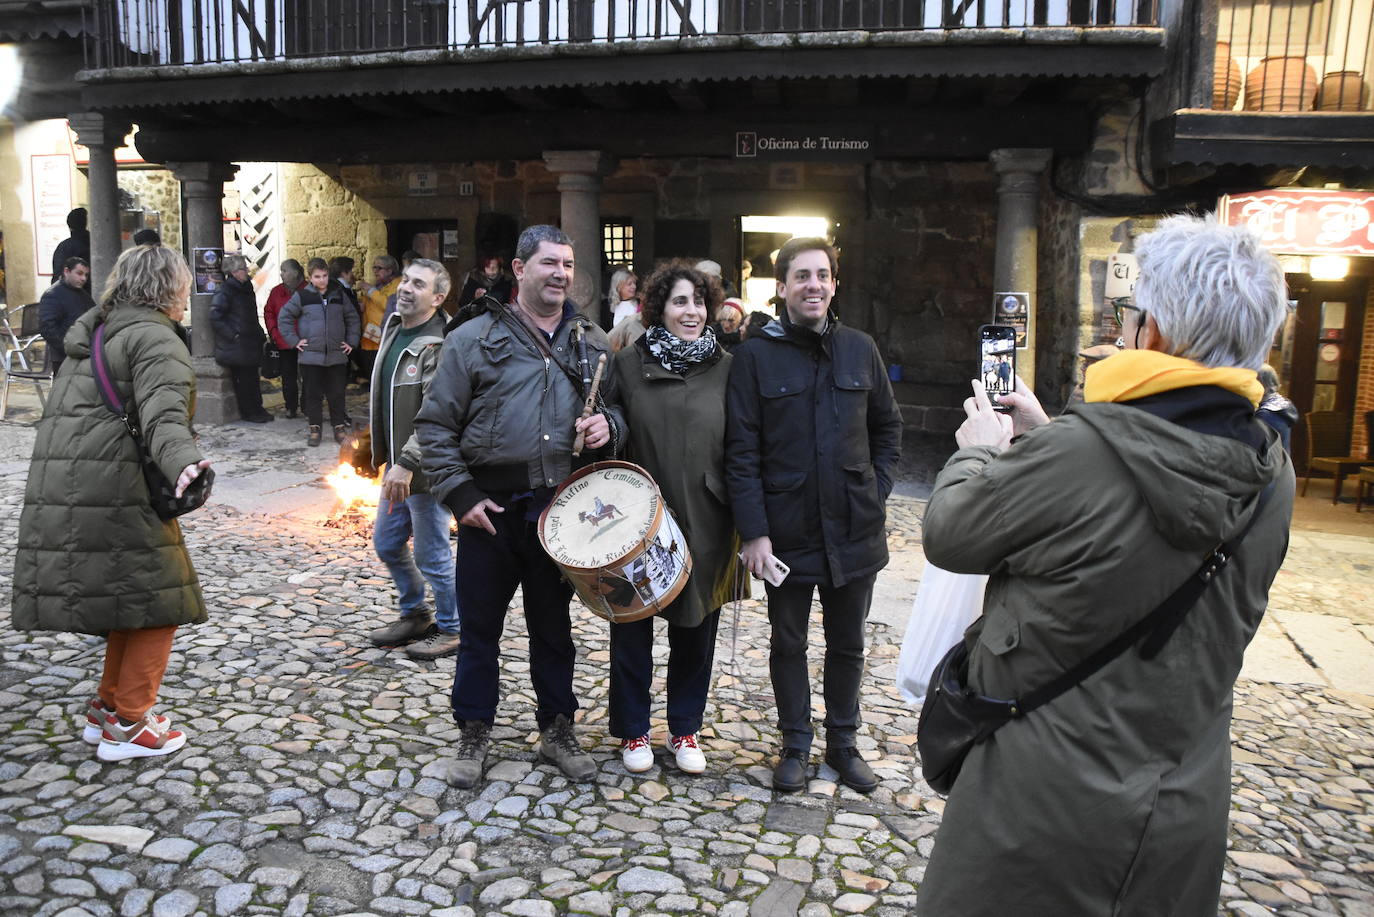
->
<box><xmin>725</xmin><ymin>311</ymin><xmax>903</xmax><ymax>586</ymax></box>
<box><xmin>209</xmin><ymin>275</ymin><xmax>266</xmax><ymax>367</ymax></box>
<box><xmin>38</xmin><ymin>281</ymin><xmax>94</xmax><ymax>369</ymax></box>
<box><xmin>51</xmin><ymin>232</ymin><xmax>90</xmax><ymax>279</ymax></box>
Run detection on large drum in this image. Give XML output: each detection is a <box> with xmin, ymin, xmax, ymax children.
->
<box><xmin>539</xmin><ymin>461</ymin><xmax>693</xmax><ymax>623</ymax></box>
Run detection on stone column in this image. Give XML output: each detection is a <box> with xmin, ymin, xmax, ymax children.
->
<box><xmin>990</xmin><ymin>148</ymin><xmax>1053</xmax><ymax>387</ymax></box>
<box><xmin>168</xmin><ymin>161</ymin><xmax>239</xmax><ymax>424</ymax></box>
<box><xmin>542</xmin><ymin>150</ymin><xmax>614</xmax><ymax>317</ymax></box>
<box><xmin>67</xmin><ymin>113</ymin><xmax>131</xmax><ymax>297</ymax></box>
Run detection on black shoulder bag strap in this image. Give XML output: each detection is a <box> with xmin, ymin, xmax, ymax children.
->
<box><xmin>1010</xmin><ymin>481</ymin><xmax>1276</xmax><ymax>718</ymax></box>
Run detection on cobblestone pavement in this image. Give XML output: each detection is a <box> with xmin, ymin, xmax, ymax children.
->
<box><xmin>0</xmin><ymin>394</ymin><xmax>1372</xmax><ymax>917</ymax></box>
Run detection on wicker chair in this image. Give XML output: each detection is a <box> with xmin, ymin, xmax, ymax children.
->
<box><xmin>1303</xmin><ymin>410</ymin><xmax>1374</xmax><ymax>504</ymax></box>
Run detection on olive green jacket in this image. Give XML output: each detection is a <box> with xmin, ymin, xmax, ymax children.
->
<box><xmin>918</xmin><ymin>400</ymin><xmax>1293</xmax><ymax>917</ymax></box>
<box><xmin>11</xmin><ymin>306</ymin><xmax>208</xmax><ymax>635</ymax></box>
<box><xmin>613</xmin><ymin>337</ymin><xmax>745</xmax><ymax>627</ymax></box>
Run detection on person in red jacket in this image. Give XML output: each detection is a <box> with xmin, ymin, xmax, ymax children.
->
<box><xmin>264</xmin><ymin>259</ymin><xmax>306</xmax><ymax>418</ymax></box>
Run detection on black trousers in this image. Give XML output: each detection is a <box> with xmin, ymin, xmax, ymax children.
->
<box><xmin>225</xmin><ymin>363</ymin><xmax>264</xmax><ymax>419</ymax></box>
<box><xmin>450</xmin><ymin>495</ymin><xmax>577</xmax><ymax>730</ymax></box>
<box><xmin>608</xmin><ymin>610</ymin><xmax>720</xmax><ymax>739</ymax></box>
<box><xmin>765</xmin><ymin>573</ymin><xmax>876</xmax><ymax>751</ymax></box>
<box><xmin>298</xmin><ymin>363</ymin><xmax>347</xmax><ymax>427</ymax></box>
<box><xmin>277</xmin><ymin>347</ymin><xmax>300</xmax><ymax>414</ymax></box>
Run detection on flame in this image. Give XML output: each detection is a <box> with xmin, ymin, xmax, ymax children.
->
<box><xmin>326</xmin><ymin>462</ymin><xmax>380</xmax><ymax>512</ymax></box>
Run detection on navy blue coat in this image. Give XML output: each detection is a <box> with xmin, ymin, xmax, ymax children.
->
<box><xmin>725</xmin><ymin>312</ymin><xmax>902</xmax><ymax>586</ymax></box>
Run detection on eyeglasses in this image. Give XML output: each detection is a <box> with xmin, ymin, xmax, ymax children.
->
<box><xmin>1113</xmin><ymin>300</ymin><xmax>1145</xmax><ymax>327</ymax></box>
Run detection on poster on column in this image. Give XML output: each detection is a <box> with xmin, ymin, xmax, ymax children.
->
<box><xmin>993</xmin><ymin>292</ymin><xmax>1030</xmax><ymax>349</ymax></box>
<box><xmin>31</xmin><ymin>154</ymin><xmax>73</xmax><ymax>283</ymax></box>
<box><xmin>194</xmin><ymin>247</ymin><xmax>225</xmax><ymax>294</ymax></box>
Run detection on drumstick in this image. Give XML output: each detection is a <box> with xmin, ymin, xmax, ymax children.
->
<box><xmin>572</xmin><ymin>353</ymin><xmax>608</xmax><ymax>456</ymax></box>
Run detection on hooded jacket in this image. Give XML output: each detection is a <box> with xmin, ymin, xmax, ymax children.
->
<box><xmin>209</xmin><ymin>274</ymin><xmax>267</xmax><ymax>367</ymax></box>
<box><xmin>918</xmin><ymin>362</ymin><xmax>1294</xmax><ymax>917</ymax></box>
<box><xmin>278</xmin><ymin>283</ymin><xmax>361</xmax><ymax>367</ymax></box>
<box><xmin>12</xmin><ymin>306</ymin><xmax>208</xmax><ymax>635</ymax></box>
<box><xmin>724</xmin><ymin>311</ymin><xmax>903</xmax><ymax>587</ymax></box>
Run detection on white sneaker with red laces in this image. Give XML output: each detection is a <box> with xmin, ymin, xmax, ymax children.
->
<box><xmin>96</xmin><ymin>713</ymin><xmax>187</xmax><ymax>762</ymax></box>
<box><xmin>620</xmin><ymin>734</ymin><xmax>654</xmax><ymax>773</ymax></box>
<box><xmin>81</xmin><ymin>699</ymin><xmax>168</xmax><ymax>746</ymax></box>
<box><xmin>669</xmin><ymin>733</ymin><xmax>706</xmax><ymax>774</ymax></box>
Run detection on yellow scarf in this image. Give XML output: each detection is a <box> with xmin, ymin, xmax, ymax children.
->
<box><xmin>1084</xmin><ymin>350</ymin><xmax>1262</xmax><ymax>409</ymax></box>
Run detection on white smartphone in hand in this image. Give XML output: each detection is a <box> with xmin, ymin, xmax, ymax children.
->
<box><xmin>741</xmin><ymin>551</ymin><xmax>790</xmax><ymax>587</ymax></box>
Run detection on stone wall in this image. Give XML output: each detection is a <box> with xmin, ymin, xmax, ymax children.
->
<box><xmin>119</xmin><ymin>168</ymin><xmax>182</xmax><ymax>252</ymax></box>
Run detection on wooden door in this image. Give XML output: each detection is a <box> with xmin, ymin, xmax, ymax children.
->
<box><xmin>1285</xmin><ymin>275</ymin><xmax>1368</xmax><ymax>472</ymax></box>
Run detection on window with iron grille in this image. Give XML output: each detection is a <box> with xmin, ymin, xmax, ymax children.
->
<box><xmin>603</xmin><ymin>221</ymin><xmax>634</xmax><ymax>265</ymax></box>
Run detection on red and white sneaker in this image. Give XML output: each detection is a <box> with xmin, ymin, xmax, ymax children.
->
<box><xmin>620</xmin><ymin>734</ymin><xmax>654</xmax><ymax>773</ymax></box>
<box><xmin>96</xmin><ymin>713</ymin><xmax>187</xmax><ymax>762</ymax></box>
<box><xmin>82</xmin><ymin>699</ymin><xmax>168</xmax><ymax>745</ymax></box>
<box><xmin>669</xmin><ymin>733</ymin><xmax>706</xmax><ymax>774</ymax></box>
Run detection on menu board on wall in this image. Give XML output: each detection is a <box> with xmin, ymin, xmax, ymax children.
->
<box><xmin>31</xmin><ymin>154</ymin><xmax>73</xmax><ymax>282</ymax></box>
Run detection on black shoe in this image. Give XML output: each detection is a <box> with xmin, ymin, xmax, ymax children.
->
<box><xmin>307</xmin><ymin>425</ymin><xmax>322</xmax><ymax>447</ymax></box>
<box><xmin>824</xmin><ymin>746</ymin><xmax>879</xmax><ymax>794</ymax></box>
<box><xmin>247</xmin><ymin>411</ymin><xmax>274</xmax><ymax>423</ymax></box>
<box><xmin>772</xmin><ymin>747</ymin><xmax>808</xmax><ymax>793</ymax></box>
<box><xmin>286</xmin><ymin>409</ymin><xmax>299</xmax><ymax>419</ymax></box>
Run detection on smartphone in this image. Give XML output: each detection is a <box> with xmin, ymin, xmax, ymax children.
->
<box><xmin>979</xmin><ymin>324</ymin><xmax>1017</xmax><ymax>412</ymax></box>
<box><xmin>740</xmin><ymin>552</ymin><xmax>791</xmax><ymax>587</ymax></box>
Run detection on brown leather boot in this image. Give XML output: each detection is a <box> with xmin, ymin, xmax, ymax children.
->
<box><xmin>333</xmin><ymin>423</ymin><xmax>350</xmax><ymax>445</ymax></box>
<box><xmin>307</xmin><ymin>425</ymin><xmax>322</xmax><ymax>447</ymax></box>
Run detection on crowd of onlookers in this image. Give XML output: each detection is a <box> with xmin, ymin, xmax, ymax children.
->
<box><xmin>200</xmin><ymin>248</ymin><xmax>780</xmax><ymax>446</ymax></box>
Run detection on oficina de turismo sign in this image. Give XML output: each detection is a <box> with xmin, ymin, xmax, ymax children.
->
<box><xmin>734</xmin><ymin>128</ymin><xmax>874</xmax><ymax>161</ymax></box>
<box><xmin>1218</xmin><ymin>189</ymin><xmax>1374</xmax><ymax>256</ymax></box>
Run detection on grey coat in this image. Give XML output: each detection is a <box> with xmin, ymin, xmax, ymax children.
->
<box><xmin>918</xmin><ymin>398</ymin><xmax>1294</xmax><ymax>917</ymax></box>
<box><xmin>278</xmin><ymin>283</ymin><xmax>360</xmax><ymax>367</ymax></box>
<box><xmin>12</xmin><ymin>306</ymin><xmax>208</xmax><ymax>635</ymax></box>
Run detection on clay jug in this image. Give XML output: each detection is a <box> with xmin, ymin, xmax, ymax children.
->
<box><xmin>1317</xmin><ymin>71</ymin><xmax>1367</xmax><ymax>111</ymax></box>
<box><xmin>1244</xmin><ymin>56</ymin><xmax>1318</xmax><ymax>111</ymax></box>
<box><xmin>1213</xmin><ymin>42</ymin><xmax>1242</xmax><ymax>109</ymax></box>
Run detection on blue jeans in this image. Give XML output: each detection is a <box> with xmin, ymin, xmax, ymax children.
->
<box><xmin>372</xmin><ymin>492</ymin><xmax>459</xmax><ymax>634</ymax></box>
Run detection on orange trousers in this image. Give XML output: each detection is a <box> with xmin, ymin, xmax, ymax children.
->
<box><xmin>98</xmin><ymin>626</ymin><xmax>177</xmax><ymax>721</ymax></box>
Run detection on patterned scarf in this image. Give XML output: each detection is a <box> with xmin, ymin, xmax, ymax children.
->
<box><xmin>645</xmin><ymin>323</ymin><xmax>717</xmax><ymax>375</ymax></box>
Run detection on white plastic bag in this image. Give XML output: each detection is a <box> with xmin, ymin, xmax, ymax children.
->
<box><xmin>896</xmin><ymin>560</ymin><xmax>988</xmax><ymax>705</ymax></box>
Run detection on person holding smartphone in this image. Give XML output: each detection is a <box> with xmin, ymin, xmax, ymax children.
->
<box><xmin>608</xmin><ymin>261</ymin><xmax>746</xmax><ymax>775</ymax></box>
<box><xmin>919</xmin><ymin>215</ymin><xmax>1294</xmax><ymax>916</ymax></box>
<box><xmin>724</xmin><ymin>237</ymin><xmax>903</xmax><ymax>794</ymax></box>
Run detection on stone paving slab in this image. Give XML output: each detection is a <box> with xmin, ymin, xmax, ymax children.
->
<box><xmin>1272</xmin><ymin>610</ymin><xmax>1374</xmax><ymax>697</ymax></box>
<box><xmin>1</xmin><ymin>391</ymin><xmax>1373</xmax><ymax>916</ymax></box>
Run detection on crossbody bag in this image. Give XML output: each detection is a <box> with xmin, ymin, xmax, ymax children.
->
<box><xmin>917</xmin><ymin>482</ymin><xmax>1274</xmax><ymax>794</ymax></box>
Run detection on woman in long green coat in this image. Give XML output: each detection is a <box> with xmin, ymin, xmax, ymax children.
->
<box><xmin>609</xmin><ymin>261</ymin><xmax>744</xmax><ymax>775</ymax></box>
<box><xmin>12</xmin><ymin>244</ymin><xmax>211</xmax><ymax>763</ymax></box>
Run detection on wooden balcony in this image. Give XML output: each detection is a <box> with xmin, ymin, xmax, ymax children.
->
<box><xmin>83</xmin><ymin>0</ymin><xmax>1158</xmax><ymax>68</ymax></box>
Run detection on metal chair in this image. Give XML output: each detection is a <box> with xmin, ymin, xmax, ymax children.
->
<box><xmin>1</xmin><ymin>333</ymin><xmax>51</xmax><ymax>419</ymax></box>
<box><xmin>1302</xmin><ymin>410</ymin><xmax>1374</xmax><ymax>504</ymax></box>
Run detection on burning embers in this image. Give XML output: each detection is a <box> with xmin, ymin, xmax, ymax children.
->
<box><xmin>325</xmin><ymin>430</ymin><xmax>380</xmax><ymax>537</ymax></box>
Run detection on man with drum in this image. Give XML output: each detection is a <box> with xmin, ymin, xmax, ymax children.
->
<box><xmin>415</xmin><ymin>225</ymin><xmax>625</xmax><ymax>789</ymax></box>
<box><xmin>725</xmin><ymin>237</ymin><xmax>903</xmax><ymax>794</ymax></box>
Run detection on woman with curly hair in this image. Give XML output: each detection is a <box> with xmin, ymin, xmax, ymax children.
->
<box><xmin>609</xmin><ymin>261</ymin><xmax>745</xmax><ymax>774</ymax></box>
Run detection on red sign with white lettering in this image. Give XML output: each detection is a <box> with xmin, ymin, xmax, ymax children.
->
<box><xmin>1218</xmin><ymin>189</ymin><xmax>1374</xmax><ymax>256</ymax></box>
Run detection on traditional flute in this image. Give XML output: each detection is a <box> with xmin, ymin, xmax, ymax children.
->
<box><xmin>571</xmin><ymin>352</ymin><xmax>608</xmax><ymax>456</ymax></box>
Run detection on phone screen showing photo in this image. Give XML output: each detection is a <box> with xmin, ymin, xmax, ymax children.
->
<box><xmin>980</xmin><ymin>329</ymin><xmax>1016</xmax><ymax>400</ymax></box>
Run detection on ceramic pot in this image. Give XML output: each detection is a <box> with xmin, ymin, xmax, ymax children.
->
<box><xmin>1245</xmin><ymin>56</ymin><xmax>1318</xmax><ymax>111</ymax></box>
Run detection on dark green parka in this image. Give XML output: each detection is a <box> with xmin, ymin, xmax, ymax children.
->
<box><xmin>613</xmin><ymin>336</ymin><xmax>744</xmax><ymax>627</ymax></box>
<box><xmin>11</xmin><ymin>306</ymin><xmax>208</xmax><ymax>635</ymax></box>
<box><xmin>918</xmin><ymin>396</ymin><xmax>1293</xmax><ymax>917</ymax></box>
